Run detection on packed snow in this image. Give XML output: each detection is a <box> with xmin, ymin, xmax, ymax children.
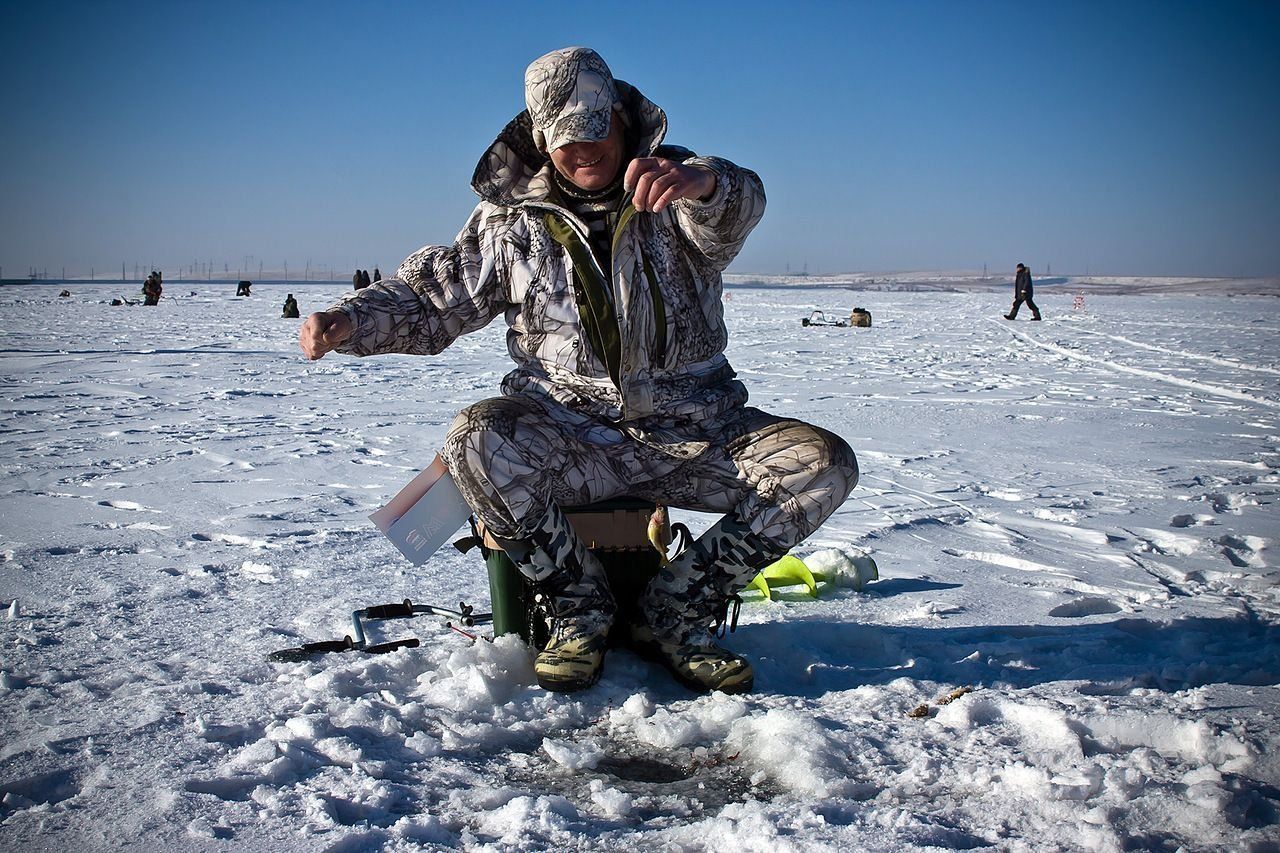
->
<box><xmin>1</xmin><ymin>282</ymin><xmax>1277</xmax><ymax>851</ymax></box>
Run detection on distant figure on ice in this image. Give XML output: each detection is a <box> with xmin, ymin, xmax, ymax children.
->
<box><xmin>372</xmin><ymin>267</ymin><xmax>381</xmax><ymax>283</ymax></box>
<box><xmin>142</xmin><ymin>271</ymin><xmax>163</xmax><ymax>305</ymax></box>
<box><xmin>299</xmin><ymin>47</ymin><xmax>857</xmax><ymax>696</ymax></box>
<box><xmin>361</xmin><ymin>269</ymin><xmax>372</xmax><ymax>289</ymax></box>
<box><xmin>236</xmin><ymin>280</ymin><xmax>252</xmax><ymax>297</ymax></box>
<box><xmin>282</xmin><ymin>293</ymin><xmax>300</xmax><ymax>318</ymax></box>
<box><xmin>353</xmin><ymin>269</ymin><xmax>362</xmax><ymax>290</ymax></box>
<box><xmin>1004</xmin><ymin>263</ymin><xmax>1041</xmax><ymax>321</ymax></box>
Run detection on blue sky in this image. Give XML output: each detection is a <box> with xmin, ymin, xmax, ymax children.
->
<box><xmin>2</xmin><ymin>0</ymin><xmax>1278</xmax><ymax>278</ymax></box>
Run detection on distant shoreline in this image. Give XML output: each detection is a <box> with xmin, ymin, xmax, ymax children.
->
<box><xmin>6</xmin><ymin>274</ymin><xmax>1278</xmax><ymax>297</ymax></box>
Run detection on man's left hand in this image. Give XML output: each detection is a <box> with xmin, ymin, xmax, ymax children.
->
<box><xmin>624</xmin><ymin>158</ymin><xmax>717</xmax><ymax>213</ymax></box>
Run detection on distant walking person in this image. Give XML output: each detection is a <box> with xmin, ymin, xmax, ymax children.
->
<box><xmin>1004</xmin><ymin>263</ymin><xmax>1041</xmax><ymax>321</ymax></box>
<box><xmin>282</xmin><ymin>293</ymin><xmax>300</xmax><ymax>318</ymax></box>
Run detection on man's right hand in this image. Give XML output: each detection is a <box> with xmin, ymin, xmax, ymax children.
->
<box><xmin>300</xmin><ymin>311</ymin><xmax>353</xmax><ymax>360</ymax></box>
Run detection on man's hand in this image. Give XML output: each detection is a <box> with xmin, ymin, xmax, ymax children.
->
<box><xmin>300</xmin><ymin>311</ymin><xmax>353</xmax><ymax>360</ymax></box>
<box><xmin>624</xmin><ymin>158</ymin><xmax>717</xmax><ymax>213</ymax></box>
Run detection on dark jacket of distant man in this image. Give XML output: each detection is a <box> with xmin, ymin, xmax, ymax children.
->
<box><xmin>1005</xmin><ymin>262</ymin><xmax>1042</xmax><ymax>320</ymax></box>
<box><xmin>1016</xmin><ymin>266</ymin><xmax>1033</xmax><ymax>298</ymax></box>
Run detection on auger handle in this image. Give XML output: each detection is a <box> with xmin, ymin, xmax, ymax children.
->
<box><xmin>268</xmin><ymin>636</ymin><xmax>355</xmax><ymax>662</ymax></box>
<box><xmin>363</xmin><ymin>599</ymin><xmax>416</xmax><ymax>620</ymax></box>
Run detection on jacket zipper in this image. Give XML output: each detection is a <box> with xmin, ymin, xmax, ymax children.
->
<box><xmin>534</xmin><ymin>197</ymin><xmax>670</xmax><ymax>382</ymax></box>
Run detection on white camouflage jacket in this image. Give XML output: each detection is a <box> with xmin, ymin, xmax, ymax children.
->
<box><xmin>330</xmin><ymin>81</ymin><xmax>766</xmax><ymax>424</ymax></box>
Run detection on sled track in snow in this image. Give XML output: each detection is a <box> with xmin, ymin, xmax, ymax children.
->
<box><xmin>997</xmin><ymin>320</ymin><xmax>1280</xmax><ymax>410</ymax></box>
<box><xmin>860</xmin><ymin>472</ymin><xmax>978</xmax><ymax>519</ymax></box>
<box><xmin>1068</xmin><ymin>329</ymin><xmax>1280</xmax><ymax>377</ymax></box>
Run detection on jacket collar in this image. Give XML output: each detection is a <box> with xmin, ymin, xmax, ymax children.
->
<box><xmin>471</xmin><ymin>80</ymin><xmax>667</xmax><ymax>208</ymax></box>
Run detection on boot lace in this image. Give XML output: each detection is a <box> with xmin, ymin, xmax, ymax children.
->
<box><xmin>710</xmin><ymin>594</ymin><xmax>743</xmax><ymax>639</ymax></box>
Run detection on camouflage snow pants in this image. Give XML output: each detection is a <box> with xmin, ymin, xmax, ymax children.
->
<box><xmin>442</xmin><ymin>391</ymin><xmax>859</xmax><ymax>638</ymax></box>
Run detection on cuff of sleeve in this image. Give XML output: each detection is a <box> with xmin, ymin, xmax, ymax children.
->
<box><xmin>675</xmin><ymin>157</ymin><xmax>727</xmax><ymax>211</ymax></box>
<box><xmin>329</xmin><ymin>299</ymin><xmax>370</xmax><ymax>356</ymax></box>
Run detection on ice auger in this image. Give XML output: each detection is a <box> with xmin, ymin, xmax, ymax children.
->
<box><xmin>268</xmin><ymin>599</ymin><xmax>491</xmax><ymax>662</ymax></box>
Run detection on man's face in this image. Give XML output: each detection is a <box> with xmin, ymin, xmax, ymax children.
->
<box><xmin>550</xmin><ymin>114</ymin><xmax>625</xmax><ymax>191</ymax></box>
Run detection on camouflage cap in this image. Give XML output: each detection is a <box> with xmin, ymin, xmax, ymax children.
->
<box><xmin>524</xmin><ymin>47</ymin><xmax>620</xmax><ymax>152</ymax></box>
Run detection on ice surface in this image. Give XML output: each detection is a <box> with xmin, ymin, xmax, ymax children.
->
<box><xmin>1</xmin><ymin>283</ymin><xmax>1277</xmax><ymax>850</ymax></box>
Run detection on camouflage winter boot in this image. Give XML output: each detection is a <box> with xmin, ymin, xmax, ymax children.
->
<box><xmin>629</xmin><ymin>512</ymin><xmax>782</xmax><ymax>694</ymax></box>
<box><xmin>531</xmin><ymin>592</ymin><xmax>612</xmax><ymax>692</ymax></box>
<box><xmin>492</xmin><ymin>503</ymin><xmax>615</xmax><ymax>693</ymax></box>
<box><xmin>627</xmin><ymin>601</ymin><xmax>754</xmax><ymax>694</ymax></box>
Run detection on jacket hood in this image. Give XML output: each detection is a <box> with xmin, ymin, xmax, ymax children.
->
<box><xmin>471</xmin><ymin>79</ymin><xmax>668</xmax><ymax>207</ymax></box>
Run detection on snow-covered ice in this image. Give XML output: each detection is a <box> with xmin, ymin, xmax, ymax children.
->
<box><xmin>1</xmin><ymin>282</ymin><xmax>1277</xmax><ymax>851</ymax></box>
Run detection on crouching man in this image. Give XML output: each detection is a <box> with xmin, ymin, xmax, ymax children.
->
<box><xmin>300</xmin><ymin>47</ymin><xmax>858</xmax><ymax>694</ymax></box>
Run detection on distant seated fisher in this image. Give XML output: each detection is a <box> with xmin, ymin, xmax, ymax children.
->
<box><xmin>142</xmin><ymin>271</ymin><xmax>163</xmax><ymax>306</ymax></box>
<box><xmin>299</xmin><ymin>47</ymin><xmax>858</xmax><ymax>695</ymax></box>
<box><xmin>282</xmin><ymin>293</ymin><xmax>300</xmax><ymax>318</ymax></box>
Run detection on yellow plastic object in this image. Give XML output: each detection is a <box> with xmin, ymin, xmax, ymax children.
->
<box><xmin>747</xmin><ymin>551</ymin><xmax>880</xmax><ymax>601</ymax></box>
<box><xmin>750</xmin><ymin>555</ymin><xmax>820</xmax><ymax>599</ymax></box>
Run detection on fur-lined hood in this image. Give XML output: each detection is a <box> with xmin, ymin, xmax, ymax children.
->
<box><xmin>471</xmin><ymin>80</ymin><xmax>669</xmax><ymax>207</ymax></box>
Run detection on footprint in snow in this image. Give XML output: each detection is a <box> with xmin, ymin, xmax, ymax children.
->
<box><xmin>240</xmin><ymin>561</ymin><xmax>276</xmax><ymax>583</ymax></box>
<box><xmin>0</xmin><ymin>768</ymin><xmax>82</xmax><ymax>812</ymax></box>
<box><xmin>1216</xmin><ymin>534</ymin><xmax>1268</xmax><ymax>568</ymax></box>
<box><xmin>97</xmin><ymin>499</ymin><xmax>161</xmax><ymax>513</ymax></box>
<box><xmin>191</xmin><ymin>532</ymin><xmax>271</xmax><ymax>549</ymax></box>
<box><xmin>1048</xmin><ymin>596</ymin><xmax>1123</xmax><ymax>618</ymax></box>
<box><xmin>1196</xmin><ymin>491</ymin><xmax>1252</xmax><ymax>514</ymax></box>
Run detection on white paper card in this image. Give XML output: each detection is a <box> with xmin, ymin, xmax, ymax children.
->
<box><xmin>370</xmin><ymin>454</ymin><xmax>472</xmax><ymax>566</ymax></box>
